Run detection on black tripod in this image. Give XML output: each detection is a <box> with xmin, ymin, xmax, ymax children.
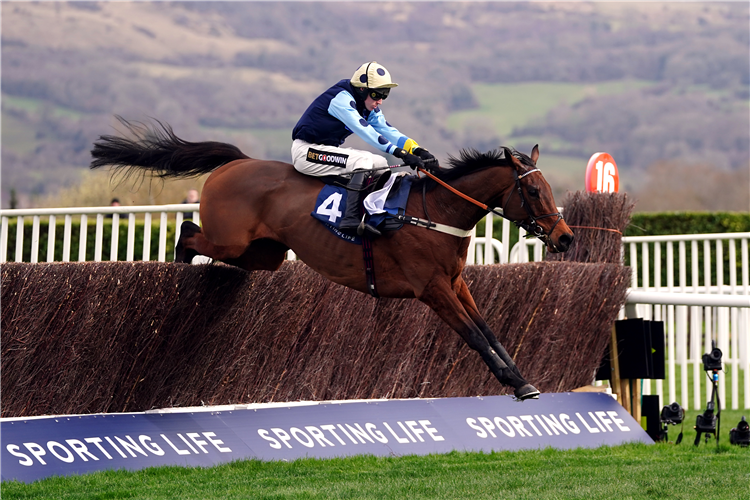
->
<box><xmin>694</xmin><ymin>369</ymin><xmax>721</xmax><ymax>446</ymax></box>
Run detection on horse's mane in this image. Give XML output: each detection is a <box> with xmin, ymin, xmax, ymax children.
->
<box><xmin>413</xmin><ymin>146</ymin><xmax>536</xmax><ymax>191</ymax></box>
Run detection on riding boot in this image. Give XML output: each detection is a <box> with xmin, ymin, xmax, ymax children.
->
<box><xmin>339</xmin><ymin>171</ymin><xmax>381</xmax><ymax>237</ymax></box>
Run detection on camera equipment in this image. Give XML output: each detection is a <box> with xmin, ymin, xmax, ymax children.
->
<box><xmin>658</xmin><ymin>402</ymin><xmax>684</xmax><ymax>444</ymax></box>
<box><xmin>729</xmin><ymin>416</ymin><xmax>750</xmax><ymax>447</ymax></box>
<box><xmin>694</xmin><ymin>402</ymin><xmax>717</xmax><ymax>445</ymax></box>
<box><xmin>702</xmin><ymin>344</ymin><xmax>723</xmax><ymax>372</ymax></box>
<box><xmin>695</xmin><ymin>341</ymin><xmax>722</xmax><ymax>446</ymax></box>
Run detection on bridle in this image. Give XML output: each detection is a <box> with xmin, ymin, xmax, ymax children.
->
<box><xmin>500</xmin><ymin>167</ymin><xmax>565</xmax><ymax>249</ymax></box>
<box><xmin>416</xmin><ymin>163</ymin><xmax>564</xmax><ymax>249</ymax></box>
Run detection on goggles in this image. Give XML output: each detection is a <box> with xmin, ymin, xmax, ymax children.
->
<box><xmin>368</xmin><ymin>88</ymin><xmax>390</xmax><ymax>101</ymax></box>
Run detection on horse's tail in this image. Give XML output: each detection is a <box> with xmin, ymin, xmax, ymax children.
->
<box><xmin>90</xmin><ymin>115</ymin><xmax>251</xmax><ymax>178</ymax></box>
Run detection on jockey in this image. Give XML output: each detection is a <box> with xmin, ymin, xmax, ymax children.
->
<box><xmin>291</xmin><ymin>61</ymin><xmax>436</xmax><ymax>236</ymax></box>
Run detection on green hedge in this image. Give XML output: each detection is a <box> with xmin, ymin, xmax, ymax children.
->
<box><xmin>625</xmin><ymin>212</ymin><xmax>750</xmax><ymax>237</ymax></box>
<box><xmin>3</xmin><ymin>218</ymin><xmax>186</xmax><ymax>263</ymax></box>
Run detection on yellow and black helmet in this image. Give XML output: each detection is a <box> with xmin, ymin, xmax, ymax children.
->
<box><xmin>350</xmin><ymin>61</ymin><xmax>398</xmax><ymax>90</ymax></box>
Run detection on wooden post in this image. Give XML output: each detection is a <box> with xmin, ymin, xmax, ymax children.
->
<box><xmin>620</xmin><ymin>378</ymin><xmax>631</xmax><ymax>414</ymax></box>
<box><xmin>609</xmin><ymin>324</ymin><xmax>622</xmax><ymax>405</ymax></box>
<box><xmin>632</xmin><ymin>378</ymin><xmax>642</xmax><ymax>422</ymax></box>
<box><xmin>610</xmin><ymin>322</ymin><xmax>644</xmax><ymax>420</ymax></box>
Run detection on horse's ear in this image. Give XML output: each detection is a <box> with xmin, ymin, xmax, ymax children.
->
<box><xmin>503</xmin><ymin>147</ymin><xmax>522</xmax><ymax>171</ymax></box>
<box><xmin>531</xmin><ymin>144</ymin><xmax>539</xmax><ymax>165</ymax></box>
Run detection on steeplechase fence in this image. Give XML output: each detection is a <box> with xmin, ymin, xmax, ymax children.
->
<box><xmin>1</xmin><ymin>205</ymin><xmax>748</xmax><ymax>410</ymax></box>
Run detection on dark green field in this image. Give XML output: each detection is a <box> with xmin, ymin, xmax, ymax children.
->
<box><xmin>4</xmin><ymin>409</ymin><xmax>748</xmax><ymax>500</ymax></box>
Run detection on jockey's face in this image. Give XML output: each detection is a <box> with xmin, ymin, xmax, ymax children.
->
<box><xmin>364</xmin><ymin>94</ymin><xmax>382</xmax><ymax>112</ymax></box>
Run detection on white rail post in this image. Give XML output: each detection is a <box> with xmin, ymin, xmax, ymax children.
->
<box><xmin>667</xmin><ymin>241</ymin><xmax>676</xmax><ymax>406</ymax></box>
<box><xmin>654</xmin><ymin>242</ymin><xmax>663</xmax><ymax>406</ymax></box>
<box><xmin>110</xmin><ymin>213</ymin><xmax>120</xmax><ymax>261</ymax></box>
<box><xmin>743</xmin><ymin>238</ymin><xmax>750</xmax><ymax>409</ymax></box>
<box><xmin>47</xmin><ymin>215</ymin><xmax>56</xmax><ymax>262</ymax></box>
<box><xmin>94</xmin><ymin>214</ymin><xmax>104</xmax><ymax>262</ymax></box>
<box><xmin>63</xmin><ymin>215</ymin><xmax>72</xmax><ymax>262</ymax></box>
<box><xmin>15</xmin><ymin>216</ymin><xmax>25</xmax><ymax>262</ymax></box>
<box><xmin>175</xmin><ymin>212</ymin><xmax>184</xmax><ymax>259</ymax></box>
<box><xmin>533</xmin><ymin>239</ymin><xmax>543</xmax><ymax>262</ymax></box>
<box><xmin>691</xmin><ymin>240</ymin><xmax>702</xmax><ymax>410</ymax></box>
<box><xmin>78</xmin><ymin>214</ymin><xmax>88</xmax><ymax>262</ymax></box>
<box><xmin>142</xmin><ymin>213</ymin><xmax>152</xmax><ymax>261</ymax></box>
<box><xmin>729</xmin><ymin>239</ymin><xmax>739</xmax><ymax>409</ymax></box>
<box><xmin>703</xmin><ymin>239</ymin><xmax>712</xmax><ymax>405</ymax></box>
<box><xmin>0</xmin><ymin>216</ymin><xmax>8</xmax><ymax>263</ymax></box>
<box><xmin>30</xmin><ymin>215</ymin><xmax>40</xmax><ymax>263</ymax></box>
<box><xmin>716</xmin><ymin>239</ymin><xmax>728</xmax><ymax>409</ymax></box>
<box><xmin>158</xmin><ymin>211</ymin><xmax>168</xmax><ymax>262</ymax></box>
<box><xmin>484</xmin><ymin>213</ymin><xmax>493</xmax><ymax>265</ymax></box>
<box><xmin>678</xmin><ymin>241</ymin><xmax>688</xmax><ymax>409</ymax></box>
<box><xmin>501</xmin><ymin>217</ymin><xmax>510</xmax><ymax>264</ymax></box>
<box><xmin>126</xmin><ymin>214</ymin><xmax>136</xmax><ymax>262</ymax></box>
<box><xmin>641</xmin><ymin>242</ymin><xmax>652</xmax><ymax>400</ymax></box>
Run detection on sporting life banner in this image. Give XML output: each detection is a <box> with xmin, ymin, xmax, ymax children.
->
<box><xmin>2</xmin><ymin>393</ymin><xmax>651</xmax><ymax>483</ymax></box>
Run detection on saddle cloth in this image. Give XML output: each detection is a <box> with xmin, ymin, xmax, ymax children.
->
<box><xmin>311</xmin><ymin>174</ymin><xmax>415</xmax><ymax>243</ymax></box>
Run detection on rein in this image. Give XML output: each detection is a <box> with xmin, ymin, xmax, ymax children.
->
<box><xmin>415</xmin><ymin>166</ymin><xmax>564</xmax><ymax>246</ymax></box>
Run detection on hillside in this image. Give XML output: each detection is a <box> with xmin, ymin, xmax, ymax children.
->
<box><xmin>1</xmin><ymin>1</ymin><xmax>748</xmax><ymax>209</ymax></box>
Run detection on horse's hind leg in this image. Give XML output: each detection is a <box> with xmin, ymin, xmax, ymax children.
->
<box><xmin>419</xmin><ymin>278</ymin><xmax>532</xmax><ymax>398</ymax></box>
<box><xmin>174</xmin><ymin>220</ymin><xmax>251</xmax><ymax>265</ymax></box>
<box><xmin>175</xmin><ymin>221</ymin><xmax>201</xmax><ymax>263</ymax></box>
<box><xmin>176</xmin><ymin>221</ymin><xmax>288</xmax><ymax>271</ymax></box>
<box><xmin>455</xmin><ymin>278</ymin><xmax>539</xmax><ymax>400</ymax></box>
<box><xmin>223</xmin><ymin>238</ymin><xmax>289</xmax><ymax>272</ymax></box>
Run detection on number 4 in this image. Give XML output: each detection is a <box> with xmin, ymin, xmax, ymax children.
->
<box><xmin>316</xmin><ymin>192</ymin><xmax>343</xmax><ymax>223</ymax></box>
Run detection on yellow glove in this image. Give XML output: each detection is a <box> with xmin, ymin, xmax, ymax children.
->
<box><xmin>402</xmin><ymin>138</ymin><xmax>420</xmax><ymax>155</ymax></box>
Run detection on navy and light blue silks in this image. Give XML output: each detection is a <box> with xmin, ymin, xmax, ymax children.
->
<box><xmin>292</xmin><ymin>79</ymin><xmax>411</xmax><ymax>155</ymax></box>
<box><xmin>312</xmin><ymin>175</ymin><xmax>415</xmax><ymax>243</ymax></box>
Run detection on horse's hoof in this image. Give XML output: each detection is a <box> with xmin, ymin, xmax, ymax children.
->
<box><xmin>513</xmin><ymin>384</ymin><xmax>540</xmax><ymax>401</ymax></box>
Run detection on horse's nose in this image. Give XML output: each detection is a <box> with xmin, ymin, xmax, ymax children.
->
<box><xmin>557</xmin><ymin>232</ymin><xmax>574</xmax><ymax>252</ymax></box>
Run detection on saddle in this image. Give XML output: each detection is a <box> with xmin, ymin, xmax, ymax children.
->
<box><xmin>312</xmin><ymin>171</ymin><xmax>413</xmax><ymax>243</ymax></box>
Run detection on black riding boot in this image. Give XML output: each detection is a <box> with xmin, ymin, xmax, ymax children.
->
<box><xmin>339</xmin><ymin>171</ymin><xmax>381</xmax><ymax>237</ymax></box>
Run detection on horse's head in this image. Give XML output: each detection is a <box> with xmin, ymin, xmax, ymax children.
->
<box><xmin>498</xmin><ymin>145</ymin><xmax>574</xmax><ymax>253</ymax></box>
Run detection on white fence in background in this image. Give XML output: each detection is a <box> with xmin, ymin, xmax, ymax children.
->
<box><xmin>1</xmin><ymin>205</ymin><xmax>748</xmax><ymax>409</ymax></box>
<box><xmin>0</xmin><ymin>205</ymin><xmax>199</xmax><ymax>263</ymax></box>
<box><xmin>622</xmin><ymin>233</ymin><xmax>750</xmax><ymax>411</ymax></box>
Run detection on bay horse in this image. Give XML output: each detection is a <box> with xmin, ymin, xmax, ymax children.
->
<box><xmin>90</xmin><ymin>118</ymin><xmax>574</xmax><ymax>401</ymax></box>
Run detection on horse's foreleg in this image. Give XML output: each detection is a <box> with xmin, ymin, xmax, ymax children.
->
<box><xmin>419</xmin><ymin>279</ymin><xmax>531</xmax><ymax>397</ymax></box>
<box><xmin>454</xmin><ymin>277</ymin><xmax>524</xmax><ymax>375</ymax></box>
<box><xmin>454</xmin><ymin>278</ymin><xmax>539</xmax><ymax>399</ymax></box>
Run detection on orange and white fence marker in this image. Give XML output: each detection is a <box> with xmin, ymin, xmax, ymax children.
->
<box><xmin>586</xmin><ymin>152</ymin><xmax>620</xmax><ymax>193</ymax></box>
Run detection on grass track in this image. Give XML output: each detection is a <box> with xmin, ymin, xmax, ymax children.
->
<box><xmin>4</xmin><ymin>409</ymin><xmax>749</xmax><ymax>500</ymax></box>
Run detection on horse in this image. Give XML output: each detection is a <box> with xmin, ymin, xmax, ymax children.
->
<box><xmin>90</xmin><ymin>118</ymin><xmax>574</xmax><ymax>401</ymax></box>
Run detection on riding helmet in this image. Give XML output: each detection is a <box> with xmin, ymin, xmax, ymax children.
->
<box><xmin>350</xmin><ymin>62</ymin><xmax>398</xmax><ymax>89</ymax></box>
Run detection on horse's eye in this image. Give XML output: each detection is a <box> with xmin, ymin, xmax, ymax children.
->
<box><xmin>528</xmin><ymin>187</ymin><xmax>539</xmax><ymax>199</ymax></box>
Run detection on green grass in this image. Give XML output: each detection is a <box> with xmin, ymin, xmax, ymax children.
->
<box><xmin>1</xmin><ymin>112</ymin><xmax>39</xmax><ymax>156</ymax></box>
<box><xmin>2</xmin><ymin>95</ymin><xmax>84</xmax><ymax>119</ymax></box>
<box><xmin>446</xmin><ymin>80</ymin><xmax>654</xmax><ymax>138</ymax></box>
<box><xmin>3</xmin><ymin>423</ymin><xmax>749</xmax><ymax>500</ymax></box>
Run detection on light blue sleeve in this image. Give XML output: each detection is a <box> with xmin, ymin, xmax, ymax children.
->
<box><xmin>327</xmin><ymin>91</ymin><xmax>398</xmax><ymax>154</ymax></box>
<box><xmin>367</xmin><ymin>108</ymin><xmax>409</xmax><ymax>151</ymax></box>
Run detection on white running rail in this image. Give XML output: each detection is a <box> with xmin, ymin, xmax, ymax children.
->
<box><xmin>0</xmin><ymin>204</ymin><xmax>199</xmax><ymax>263</ymax></box>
